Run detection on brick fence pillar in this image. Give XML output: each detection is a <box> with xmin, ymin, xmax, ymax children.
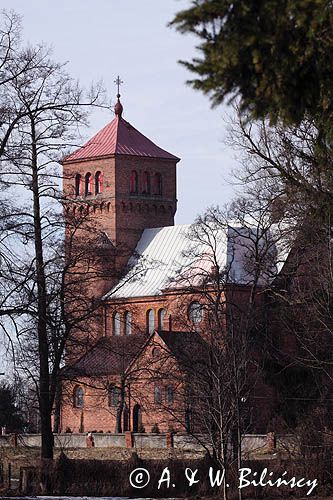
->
<box><xmin>125</xmin><ymin>431</ymin><xmax>133</xmax><ymax>449</ymax></box>
<box><xmin>86</xmin><ymin>432</ymin><xmax>95</xmax><ymax>448</ymax></box>
<box><xmin>10</xmin><ymin>433</ymin><xmax>17</xmax><ymax>447</ymax></box>
<box><xmin>166</xmin><ymin>432</ymin><xmax>174</xmax><ymax>449</ymax></box>
<box><xmin>267</xmin><ymin>432</ymin><xmax>276</xmax><ymax>453</ymax></box>
<box><xmin>6</xmin><ymin>463</ymin><xmax>11</xmax><ymax>490</ymax></box>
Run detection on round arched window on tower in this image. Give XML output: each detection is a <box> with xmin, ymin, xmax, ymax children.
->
<box><xmin>75</xmin><ymin>173</ymin><xmax>82</xmax><ymax>196</ymax></box>
<box><xmin>130</xmin><ymin>170</ymin><xmax>138</xmax><ymax>194</ymax></box>
<box><xmin>142</xmin><ymin>171</ymin><xmax>150</xmax><ymax>194</ymax></box>
<box><xmin>95</xmin><ymin>171</ymin><xmax>103</xmax><ymax>195</ymax></box>
<box><xmin>85</xmin><ymin>172</ymin><xmax>92</xmax><ymax>196</ymax></box>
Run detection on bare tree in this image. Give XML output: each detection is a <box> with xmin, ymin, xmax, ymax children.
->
<box><xmin>229</xmin><ymin>109</ymin><xmax>333</xmax><ymax>223</ymax></box>
<box><xmin>178</xmin><ymin>203</ymin><xmax>278</xmax><ymax>498</ymax></box>
<box><xmin>227</xmin><ymin>109</ymin><xmax>333</xmax><ymax>456</ymax></box>
<box><xmin>123</xmin><ymin>195</ymin><xmax>284</xmax><ymax>500</ymax></box>
<box><xmin>0</xmin><ymin>10</ymin><xmax>109</xmax><ymax>459</ymax></box>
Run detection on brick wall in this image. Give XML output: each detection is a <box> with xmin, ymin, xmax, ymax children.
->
<box><xmin>60</xmin><ymin>342</ymin><xmax>186</xmax><ymax>435</ymax></box>
<box><xmin>63</xmin><ymin>154</ymin><xmax>178</xmax><ymax>299</ymax></box>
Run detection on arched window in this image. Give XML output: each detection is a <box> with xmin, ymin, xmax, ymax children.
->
<box><xmin>188</xmin><ymin>301</ymin><xmax>203</xmax><ymax>324</ymax></box>
<box><xmin>75</xmin><ymin>174</ymin><xmax>82</xmax><ymax>196</ymax></box>
<box><xmin>125</xmin><ymin>311</ymin><xmax>132</xmax><ymax>336</ymax></box>
<box><xmin>154</xmin><ymin>173</ymin><xmax>162</xmax><ymax>195</ymax></box>
<box><xmin>157</xmin><ymin>308</ymin><xmax>166</xmax><ymax>330</ymax></box>
<box><xmin>85</xmin><ymin>172</ymin><xmax>92</xmax><ymax>196</ymax></box>
<box><xmin>142</xmin><ymin>171</ymin><xmax>150</xmax><ymax>194</ymax></box>
<box><xmin>130</xmin><ymin>170</ymin><xmax>138</xmax><ymax>194</ymax></box>
<box><xmin>73</xmin><ymin>386</ymin><xmax>84</xmax><ymax>408</ymax></box>
<box><xmin>113</xmin><ymin>312</ymin><xmax>121</xmax><ymax>336</ymax></box>
<box><xmin>166</xmin><ymin>386</ymin><xmax>174</xmax><ymax>405</ymax></box>
<box><xmin>152</xmin><ymin>347</ymin><xmax>160</xmax><ymax>358</ymax></box>
<box><xmin>146</xmin><ymin>309</ymin><xmax>155</xmax><ymax>333</ymax></box>
<box><xmin>108</xmin><ymin>386</ymin><xmax>121</xmax><ymax>407</ymax></box>
<box><xmin>185</xmin><ymin>408</ymin><xmax>192</xmax><ymax>433</ymax></box>
<box><xmin>95</xmin><ymin>171</ymin><xmax>103</xmax><ymax>195</ymax></box>
<box><xmin>154</xmin><ymin>386</ymin><xmax>162</xmax><ymax>405</ymax></box>
<box><xmin>123</xmin><ymin>404</ymin><xmax>129</xmax><ymax>431</ymax></box>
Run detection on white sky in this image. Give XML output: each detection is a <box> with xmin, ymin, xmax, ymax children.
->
<box><xmin>3</xmin><ymin>0</ymin><xmax>239</xmax><ymax>224</ymax></box>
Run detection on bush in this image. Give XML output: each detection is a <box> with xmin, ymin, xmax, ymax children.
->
<box><xmin>20</xmin><ymin>454</ymin><xmax>331</xmax><ymax>498</ymax></box>
<box><xmin>37</xmin><ymin>454</ymin><xmax>218</xmax><ymax>497</ymax></box>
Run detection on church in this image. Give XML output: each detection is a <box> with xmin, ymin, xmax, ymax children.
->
<box><xmin>58</xmin><ymin>90</ymin><xmax>277</xmax><ymax>435</ymax></box>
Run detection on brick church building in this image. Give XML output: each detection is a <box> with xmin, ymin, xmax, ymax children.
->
<box><xmin>59</xmin><ymin>92</ymin><xmax>277</xmax><ymax>435</ymax></box>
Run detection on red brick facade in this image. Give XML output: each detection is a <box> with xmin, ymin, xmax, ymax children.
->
<box><xmin>60</xmin><ymin>108</ymin><xmax>185</xmax><ymax>433</ymax></box>
<box><xmin>59</xmin><ymin>290</ymin><xmax>211</xmax><ymax>433</ymax></box>
<box><xmin>59</xmin><ymin>106</ymin><xmax>274</xmax><ymax>436</ymax></box>
<box><xmin>63</xmin><ymin>154</ymin><xmax>177</xmax><ymax>297</ymax></box>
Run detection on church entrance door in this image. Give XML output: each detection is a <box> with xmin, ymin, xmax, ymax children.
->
<box><xmin>132</xmin><ymin>404</ymin><xmax>141</xmax><ymax>432</ymax></box>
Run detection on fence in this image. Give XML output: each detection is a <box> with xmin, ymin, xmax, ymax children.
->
<box><xmin>0</xmin><ymin>431</ymin><xmax>293</xmax><ymax>452</ymax></box>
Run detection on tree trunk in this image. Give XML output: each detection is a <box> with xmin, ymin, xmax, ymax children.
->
<box><xmin>53</xmin><ymin>383</ymin><xmax>62</xmax><ymax>433</ymax></box>
<box><xmin>30</xmin><ymin>117</ymin><xmax>53</xmax><ymax>459</ymax></box>
<box><xmin>236</xmin><ymin>400</ymin><xmax>242</xmax><ymax>500</ymax></box>
<box><xmin>116</xmin><ymin>377</ymin><xmax>125</xmax><ymax>433</ymax></box>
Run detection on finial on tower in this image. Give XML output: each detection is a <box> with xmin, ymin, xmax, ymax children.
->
<box><xmin>114</xmin><ymin>75</ymin><xmax>124</xmax><ymax>117</ymax></box>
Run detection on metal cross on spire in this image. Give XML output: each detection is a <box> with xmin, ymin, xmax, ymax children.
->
<box><xmin>114</xmin><ymin>76</ymin><xmax>124</xmax><ymax>117</ymax></box>
<box><xmin>114</xmin><ymin>75</ymin><xmax>123</xmax><ymax>96</ymax></box>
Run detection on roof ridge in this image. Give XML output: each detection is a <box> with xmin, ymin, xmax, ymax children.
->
<box><xmin>143</xmin><ymin>224</ymin><xmax>190</xmax><ymax>232</ymax></box>
<box><xmin>114</xmin><ymin>114</ymin><xmax>121</xmax><ymax>154</ymax></box>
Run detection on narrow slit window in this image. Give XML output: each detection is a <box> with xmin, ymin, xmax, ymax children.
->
<box><xmin>154</xmin><ymin>173</ymin><xmax>162</xmax><ymax>195</ymax></box>
<box><xmin>157</xmin><ymin>308</ymin><xmax>166</xmax><ymax>330</ymax></box>
<box><xmin>146</xmin><ymin>309</ymin><xmax>155</xmax><ymax>333</ymax></box>
<box><xmin>108</xmin><ymin>387</ymin><xmax>121</xmax><ymax>407</ymax></box>
<box><xmin>142</xmin><ymin>171</ymin><xmax>150</xmax><ymax>194</ymax></box>
<box><xmin>154</xmin><ymin>386</ymin><xmax>162</xmax><ymax>405</ymax></box>
<box><xmin>166</xmin><ymin>386</ymin><xmax>174</xmax><ymax>405</ymax></box>
<box><xmin>113</xmin><ymin>312</ymin><xmax>121</xmax><ymax>336</ymax></box>
<box><xmin>74</xmin><ymin>386</ymin><xmax>84</xmax><ymax>408</ymax></box>
<box><xmin>125</xmin><ymin>311</ymin><xmax>132</xmax><ymax>335</ymax></box>
<box><xmin>130</xmin><ymin>170</ymin><xmax>138</xmax><ymax>194</ymax></box>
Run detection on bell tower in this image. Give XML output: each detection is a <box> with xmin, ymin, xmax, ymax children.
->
<box><xmin>63</xmin><ymin>80</ymin><xmax>180</xmax><ymax>298</ymax></box>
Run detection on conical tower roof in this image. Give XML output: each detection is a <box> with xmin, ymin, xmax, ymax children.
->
<box><xmin>63</xmin><ymin>98</ymin><xmax>179</xmax><ymax>163</ymax></box>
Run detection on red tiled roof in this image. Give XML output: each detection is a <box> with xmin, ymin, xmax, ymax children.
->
<box><xmin>63</xmin><ymin>116</ymin><xmax>180</xmax><ymax>163</ymax></box>
<box><xmin>157</xmin><ymin>330</ymin><xmax>208</xmax><ymax>369</ymax></box>
<box><xmin>62</xmin><ymin>331</ymin><xmax>209</xmax><ymax>378</ymax></box>
<box><xmin>63</xmin><ymin>335</ymin><xmax>148</xmax><ymax>377</ymax></box>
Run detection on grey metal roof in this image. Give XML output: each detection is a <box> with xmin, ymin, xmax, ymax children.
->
<box><xmin>104</xmin><ymin>224</ymin><xmax>279</xmax><ymax>300</ymax></box>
